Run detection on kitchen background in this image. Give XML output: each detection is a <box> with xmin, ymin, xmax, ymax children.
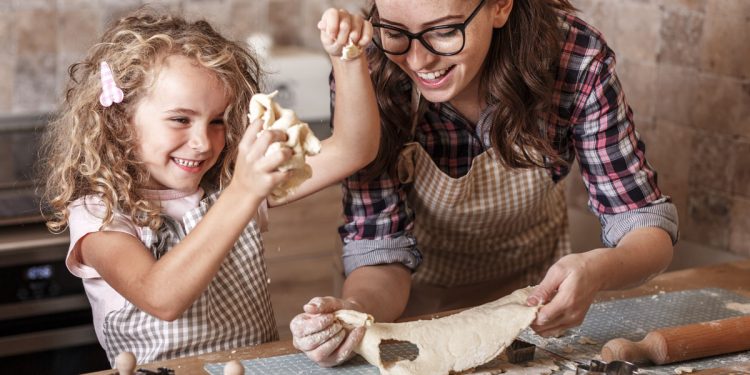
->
<box><xmin>0</xmin><ymin>0</ymin><xmax>748</xmax><ymax>373</ymax></box>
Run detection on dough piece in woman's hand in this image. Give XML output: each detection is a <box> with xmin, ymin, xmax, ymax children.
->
<box><xmin>341</xmin><ymin>38</ymin><xmax>362</xmax><ymax>60</ymax></box>
<box><xmin>335</xmin><ymin>287</ymin><xmax>539</xmax><ymax>375</ymax></box>
<box><xmin>248</xmin><ymin>91</ymin><xmax>322</xmax><ymax>201</ymax></box>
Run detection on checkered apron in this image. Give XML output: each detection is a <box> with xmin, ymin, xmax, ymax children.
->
<box><xmin>397</xmin><ymin>98</ymin><xmax>570</xmax><ymax>314</ymax></box>
<box><xmin>102</xmin><ymin>192</ymin><xmax>278</xmax><ymax>365</ymax></box>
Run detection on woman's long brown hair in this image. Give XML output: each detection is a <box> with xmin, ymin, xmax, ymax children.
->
<box><xmin>363</xmin><ymin>0</ymin><xmax>575</xmax><ymax>180</ymax></box>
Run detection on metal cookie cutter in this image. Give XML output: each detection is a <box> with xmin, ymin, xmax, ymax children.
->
<box><xmin>506</xmin><ymin>339</ymin><xmax>537</xmax><ymax>363</ymax></box>
<box><xmin>576</xmin><ymin>359</ymin><xmax>639</xmax><ymax>375</ymax></box>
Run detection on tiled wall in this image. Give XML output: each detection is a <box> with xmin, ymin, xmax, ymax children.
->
<box><xmin>0</xmin><ymin>1</ymin><xmax>748</xmax><ymax>262</ymax></box>
<box><xmin>0</xmin><ymin>0</ymin><xmax>367</xmax><ymax>113</ymax></box>
<box><xmin>568</xmin><ymin>0</ymin><xmax>750</xmax><ymax>263</ymax></box>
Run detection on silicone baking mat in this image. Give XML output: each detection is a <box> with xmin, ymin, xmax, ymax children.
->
<box><xmin>205</xmin><ymin>288</ymin><xmax>750</xmax><ymax>374</ymax></box>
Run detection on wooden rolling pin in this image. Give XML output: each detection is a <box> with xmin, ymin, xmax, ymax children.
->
<box><xmin>601</xmin><ymin>315</ymin><xmax>750</xmax><ymax>365</ymax></box>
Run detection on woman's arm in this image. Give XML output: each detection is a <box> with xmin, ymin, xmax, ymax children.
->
<box><xmin>270</xmin><ymin>9</ymin><xmax>380</xmax><ymax>205</ymax></box>
<box><xmin>343</xmin><ymin>264</ymin><xmax>412</xmax><ymax>322</ymax></box>
<box><xmin>528</xmin><ymin>227</ymin><xmax>672</xmax><ymax>336</ymax></box>
<box><xmin>527</xmin><ymin>28</ymin><xmax>677</xmax><ymax>335</ymax></box>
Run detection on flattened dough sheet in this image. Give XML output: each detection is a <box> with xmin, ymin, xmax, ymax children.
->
<box><xmin>335</xmin><ymin>287</ymin><xmax>539</xmax><ymax>375</ymax></box>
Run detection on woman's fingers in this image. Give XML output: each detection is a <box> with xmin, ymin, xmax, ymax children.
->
<box><xmin>333</xmin><ymin>10</ymin><xmax>351</xmax><ymax>48</ymax></box>
<box><xmin>347</xmin><ymin>12</ymin><xmax>363</xmax><ymax>44</ymax></box>
<box><xmin>319</xmin><ymin>8</ymin><xmax>340</xmax><ymax>41</ymax></box>
<box><xmin>304</xmin><ymin>296</ymin><xmax>347</xmax><ymax>314</ymax></box>
<box><xmin>290</xmin><ymin>313</ymin><xmax>336</xmax><ymax>337</ymax></box>
<box><xmin>292</xmin><ymin>319</ymin><xmax>344</xmax><ymax>352</ymax></box>
<box><xmin>326</xmin><ymin>326</ymin><xmax>365</xmax><ymax>366</ymax></box>
<box><xmin>360</xmin><ymin>20</ymin><xmax>373</xmax><ymax>47</ymax></box>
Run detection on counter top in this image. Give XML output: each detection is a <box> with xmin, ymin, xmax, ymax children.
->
<box><xmin>87</xmin><ymin>259</ymin><xmax>750</xmax><ymax>375</ymax></box>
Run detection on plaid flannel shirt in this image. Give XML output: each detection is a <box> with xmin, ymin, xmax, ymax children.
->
<box><xmin>336</xmin><ymin>14</ymin><xmax>678</xmax><ymax>275</ymax></box>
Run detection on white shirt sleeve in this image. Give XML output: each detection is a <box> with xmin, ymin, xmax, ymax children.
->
<box><xmin>65</xmin><ymin>196</ymin><xmax>139</xmax><ymax>279</ymax></box>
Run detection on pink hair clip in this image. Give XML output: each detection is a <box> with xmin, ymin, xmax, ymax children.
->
<box><xmin>99</xmin><ymin>61</ymin><xmax>124</xmax><ymax>107</ymax></box>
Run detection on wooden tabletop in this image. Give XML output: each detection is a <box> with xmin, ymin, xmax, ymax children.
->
<box><xmin>87</xmin><ymin>259</ymin><xmax>750</xmax><ymax>375</ymax></box>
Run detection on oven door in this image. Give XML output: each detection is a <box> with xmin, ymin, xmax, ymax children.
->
<box><xmin>0</xmin><ymin>224</ymin><xmax>110</xmax><ymax>373</ymax></box>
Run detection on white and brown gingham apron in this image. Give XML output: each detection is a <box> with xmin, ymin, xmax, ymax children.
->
<box><xmin>398</xmin><ymin>102</ymin><xmax>570</xmax><ymax>316</ymax></box>
<box><xmin>102</xmin><ymin>192</ymin><xmax>278</xmax><ymax>365</ymax></box>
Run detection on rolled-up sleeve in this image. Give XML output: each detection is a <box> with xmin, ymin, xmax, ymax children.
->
<box><xmin>338</xmin><ymin>166</ymin><xmax>423</xmax><ymax>275</ymax></box>
<box><xmin>342</xmin><ymin>236</ymin><xmax>421</xmax><ymax>276</ymax></box>
<box><xmin>599</xmin><ymin>197</ymin><xmax>679</xmax><ymax>247</ymax></box>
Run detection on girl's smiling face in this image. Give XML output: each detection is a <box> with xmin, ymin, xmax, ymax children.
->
<box><xmin>373</xmin><ymin>0</ymin><xmax>512</xmax><ymax>115</ymax></box>
<box><xmin>131</xmin><ymin>54</ymin><xmax>229</xmax><ymax>192</ymax></box>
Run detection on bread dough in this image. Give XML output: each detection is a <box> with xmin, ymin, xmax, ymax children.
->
<box><xmin>248</xmin><ymin>91</ymin><xmax>321</xmax><ymax>201</ymax></box>
<box><xmin>335</xmin><ymin>287</ymin><xmax>539</xmax><ymax>375</ymax></box>
<box><xmin>341</xmin><ymin>38</ymin><xmax>362</xmax><ymax>60</ymax></box>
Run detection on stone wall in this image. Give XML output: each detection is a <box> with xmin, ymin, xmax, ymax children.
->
<box><xmin>0</xmin><ymin>0</ymin><xmax>367</xmax><ymax>113</ymax></box>
<box><xmin>567</xmin><ymin>0</ymin><xmax>750</xmax><ymax>263</ymax></box>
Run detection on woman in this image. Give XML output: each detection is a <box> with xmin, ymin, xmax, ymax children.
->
<box><xmin>291</xmin><ymin>0</ymin><xmax>678</xmax><ymax>367</ymax></box>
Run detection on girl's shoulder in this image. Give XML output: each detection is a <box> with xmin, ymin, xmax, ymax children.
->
<box><xmin>68</xmin><ymin>194</ymin><xmax>111</xmax><ymax>217</ymax></box>
<box><xmin>67</xmin><ymin>194</ymin><xmax>136</xmax><ymax>231</ymax></box>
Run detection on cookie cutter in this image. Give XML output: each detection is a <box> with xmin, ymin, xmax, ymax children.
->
<box><xmin>505</xmin><ymin>340</ymin><xmax>638</xmax><ymax>374</ymax></box>
<box><xmin>506</xmin><ymin>339</ymin><xmax>537</xmax><ymax>363</ymax></box>
<box><xmin>575</xmin><ymin>359</ymin><xmax>639</xmax><ymax>375</ymax></box>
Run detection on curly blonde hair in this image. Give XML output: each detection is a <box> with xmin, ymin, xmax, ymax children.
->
<box><xmin>41</xmin><ymin>8</ymin><xmax>262</xmax><ymax>232</ymax></box>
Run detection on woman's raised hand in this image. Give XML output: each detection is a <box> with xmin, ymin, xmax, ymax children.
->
<box><xmin>318</xmin><ymin>8</ymin><xmax>373</xmax><ymax>58</ymax></box>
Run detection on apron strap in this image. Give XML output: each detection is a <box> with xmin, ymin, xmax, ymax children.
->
<box><xmin>409</xmin><ymin>86</ymin><xmax>423</xmax><ymax>140</ymax></box>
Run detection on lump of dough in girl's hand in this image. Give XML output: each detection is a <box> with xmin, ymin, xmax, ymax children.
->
<box><xmin>248</xmin><ymin>91</ymin><xmax>322</xmax><ymax>201</ymax></box>
<box><xmin>334</xmin><ymin>287</ymin><xmax>539</xmax><ymax>375</ymax></box>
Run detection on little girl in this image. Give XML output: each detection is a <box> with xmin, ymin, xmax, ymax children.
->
<box><xmin>40</xmin><ymin>8</ymin><xmax>378</xmax><ymax>365</ymax></box>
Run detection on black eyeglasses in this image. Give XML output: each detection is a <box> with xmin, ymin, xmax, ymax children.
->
<box><xmin>371</xmin><ymin>0</ymin><xmax>487</xmax><ymax>56</ymax></box>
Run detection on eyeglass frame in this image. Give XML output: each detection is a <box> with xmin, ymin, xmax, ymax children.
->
<box><xmin>370</xmin><ymin>0</ymin><xmax>487</xmax><ymax>56</ymax></box>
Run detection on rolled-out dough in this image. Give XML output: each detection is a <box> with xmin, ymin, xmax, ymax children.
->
<box><xmin>248</xmin><ymin>91</ymin><xmax>321</xmax><ymax>200</ymax></box>
<box><xmin>335</xmin><ymin>287</ymin><xmax>539</xmax><ymax>375</ymax></box>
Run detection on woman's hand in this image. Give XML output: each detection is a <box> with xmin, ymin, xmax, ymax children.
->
<box><xmin>318</xmin><ymin>8</ymin><xmax>373</xmax><ymax>58</ymax></box>
<box><xmin>290</xmin><ymin>296</ymin><xmax>366</xmax><ymax>367</ymax></box>
<box><xmin>230</xmin><ymin>119</ymin><xmax>291</xmax><ymax>201</ymax></box>
<box><xmin>526</xmin><ymin>252</ymin><xmax>605</xmax><ymax>337</ymax></box>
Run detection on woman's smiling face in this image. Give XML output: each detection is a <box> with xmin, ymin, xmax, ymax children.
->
<box><xmin>373</xmin><ymin>0</ymin><xmax>512</xmax><ymax>109</ymax></box>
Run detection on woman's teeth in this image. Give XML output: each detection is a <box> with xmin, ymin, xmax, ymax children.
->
<box><xmin>174</xmin><ymin>158</ymin><xmax>201</xmax><ymax>167</ymax></box>
<box><xmin>417</xmin><ymin>68</ymin><xmax>449</xmax><ymax>81</ymax></box>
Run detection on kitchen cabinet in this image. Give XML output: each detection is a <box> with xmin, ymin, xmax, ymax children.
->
<box><xmin>262</xmin><ymin>184</ymin><xmax>343</xmax><ymax>339</ymax></box>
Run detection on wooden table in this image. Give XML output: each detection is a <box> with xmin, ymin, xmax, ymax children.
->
<box><xmin>88</xmin><ymin>259</ymin><xmax>750</xmax><ymax>374</ymax></box>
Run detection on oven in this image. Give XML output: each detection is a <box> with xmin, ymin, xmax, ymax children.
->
<box><xmin>0</xmin><ymin>114</ymin><xmax>109</xmax><ymax>374</ymax></box>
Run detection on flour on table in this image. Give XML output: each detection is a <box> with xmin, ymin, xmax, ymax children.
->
<box><xmin>470</xmin><ymin>359</ymin><xmax>559</xmax><ymax>375</ymax></box>
<box><xmin>725</xmin><ymin>302</ymin><xmax>750</xmax><ymax>314</ymax></box>
<box><xmin>335</xmin><ymin>287</ymin><xmax>539</xmax><ymax>375</ymax></box>
<box><xmin>674</xmin><ymin>366</ymin><xmax>695</xmax><ymax>374</ymax></box>
<box><xmin>577</xmin><ymin>336</ymin><xmax>597</xmax><ymax>345</ymax></box>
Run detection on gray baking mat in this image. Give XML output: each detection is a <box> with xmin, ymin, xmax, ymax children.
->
<box><xmin>204</xmin><ymin>342</ymin><xmax>560</xmax><ymax>374</ymax></box>
<box><xmin>205</xmin><ymin>288</ymin><xmax>750</xmax><ymax>375</ymax></box>
<box><xmin>204</xmin><ymin>342</ymin><xmax>413</xmax><ymax>374</ymax></box>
